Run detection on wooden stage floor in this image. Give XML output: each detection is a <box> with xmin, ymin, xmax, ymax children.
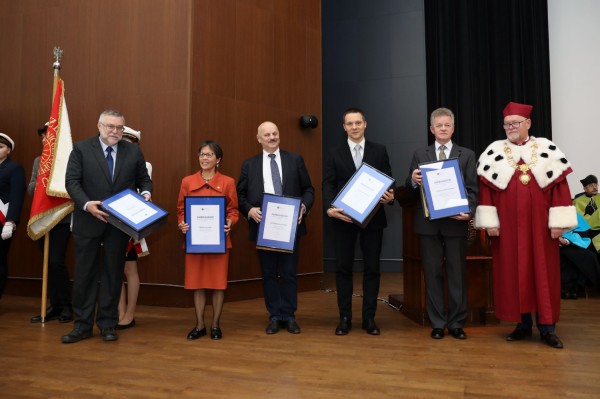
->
<box><xmin>1</xmin><ymin>273</ymin><xmax>599</xmax><ymax>398</ymax></box>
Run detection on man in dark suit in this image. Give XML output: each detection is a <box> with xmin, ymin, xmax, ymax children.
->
<box><xmin>237</xmin><ymin>121</ymin><xmax>314</xmax><ymax>335</ymax></box>
<box><xmin>61</xmin><ymin>110</ymin><xmax>152</xmax><ymax>343</ymax></box>
<box><xmin>405</xmin><ymin>107</ymin><xmax>478</xmax><ymax>340</ymax></box>
<box><xmin>322</xmin><ymin>108</ymin><xmax>395</xmax><ymax>336</ymax></box>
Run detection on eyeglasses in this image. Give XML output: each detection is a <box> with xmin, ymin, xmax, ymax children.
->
<box><xmin>199</xmin><ymin>152</ymin><xmax>215</xmax><ymax>158</ymax></box>
<box><xmin>100</xmin><ymin>123</ymin><xmax>125</xmax><ymax>132</ymax></box>
<box><xmin>502</xmin><ymin>119</ymin><xmax>529</xmax><ymax>129</ymax></box>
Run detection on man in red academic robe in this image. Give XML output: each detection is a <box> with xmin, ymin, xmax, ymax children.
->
<box><xmin>475</xmin><ymin>101</ymin><xmax>577</xmax><ymax>349</ymax></box>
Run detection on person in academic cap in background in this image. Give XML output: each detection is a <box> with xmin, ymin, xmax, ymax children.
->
<box><xmin>475</xmin><ymin>101</ymin><xmax>577</xmax><ymax>349</ymax></box>
<box><xmin>28</xmin><ymin>124</ymin><xmax>73</xmax><ymax>323</ymax></box>
<box><xmin>115</xmin><ymin>126</ymin><xmax>153</xmax><ymax>331</ymax></box>
<box><xmin>0</xmin><ymin>133</ymin><xmax>26</xmax><ymax>299</ymax></box>
<box><xmin>558</xmin><ymin>213</ymin><xmax>600</xmax><ymax>299</ymax></box>
<box><xmin>573</xmin><ymin>174</ymin><xmax>600</xmax><ymax>239</ymax></box>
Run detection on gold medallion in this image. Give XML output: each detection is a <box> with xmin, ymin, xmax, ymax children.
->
<box><xmin>519</xmin><ymin>173</ymin><xmax>531</xmax><ymax>185</ymax></box>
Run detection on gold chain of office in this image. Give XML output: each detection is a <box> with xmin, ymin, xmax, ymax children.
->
<box><xmin>504</xmin><ymin>140</ymin><xmax>538</xmax><ymax>185</ymax></box>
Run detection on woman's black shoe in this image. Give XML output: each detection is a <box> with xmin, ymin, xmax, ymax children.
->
<box><xmin>187</xmin><ymin>326</ymin><xmax>207</xmax><ymax>340</ymax></box>
<box><xmin>210</xmin><ymin>327</ymin><xmax>222</xmax><ymax>340</ymax></box>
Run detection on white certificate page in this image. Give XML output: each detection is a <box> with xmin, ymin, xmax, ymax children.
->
<box><xmin>340</xmin><ymin>171</ymin><xmax>385</xmax><ymax>214</ymax></box>
<box><xmin>107</xmin><ymin>193</ymin><xmax>157</xmax><ymax>225</ymax></box>
<box><xmin>424</xmin><ymin>167</ymin><xmax>468</xmax><ymax>210</ymax></box>
<box><xmin>262</xmin><ymin>201</ymin><xmax>295</xmax><ymax>243</ymax></box>
<box><xmin>190</xmin><ymin>204</ymin><xmax>221</xmax><ymax>245</ymax></box>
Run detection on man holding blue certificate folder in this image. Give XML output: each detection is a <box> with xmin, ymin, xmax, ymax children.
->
<box><xmin>406</xmin><ymin>107</ymin><xmax>478</xmax><ymax>341</ymax></box>
<box><xmin>237</xmin><ymin>121</ymin><xmax>314</xmax><ymax>335</ymax></box>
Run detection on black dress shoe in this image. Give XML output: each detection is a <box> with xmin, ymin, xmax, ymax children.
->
<box><xmin>115</xmin><ymin>319</ymin><xmax>136</xmax><ymax>330</ymax></box>
<box><xmin>541</xmin><ymin>332</ymin><xmax>564</xmax><ymax>349</ymax></box>
<box><xmin>335</xmin><ymin>317</ymin><xmax>352</xmax><ymax>335</ymax></box>
<box><xmin>187</xmin><ymin>326</ymin><xmax>207</xmax><ymax>340</ymax></box>
<box><xmin>101</xmin><ymin>328</ymin><xmax>118</xmax><ymax>342</ymax></box>
<box><xmin>505</xmin><ymin>328</ymin><xmax>532</xmax><ymax>341</ymax></box>
<box><xmin>61</xmin><ymin>328</ymin><xmax>93</xmax><ymax>344</ymax></box>
<box><xmin>58</xmin><ymin>307</ymin><xmax>74</xmax><ymax>323</ymax></box>
<box><xmin>362</xmin><ymin>319</ymin><xmax>380</xmax><ymax>335</ymax></box>
<box><xmin>265</xmin><ymin>319</ymin><xmax>281</xmax><ymax>334</ymax></box>
<box><xmin>431</xmin><ymin>328</ymin><xmax>445</xmax><ymax>339</ymax></box>
<box><xmin>210</xmin><ymin>327</ymin><xmax>222</xmax><ymax>340</ymax></box>
<box><xmin>31</xmin><ymin>307</ymin><xmax>62</xmax><ymax>323</ymax></box>
<box><xmin>450</xmin><ymin>328</ymin><xmax>467</xmax><ymax>340</ymax></box>
<box><xmin>287</xmin><ymin>319</ymin><xmax>301</xmax><ymax>334</ymax></box>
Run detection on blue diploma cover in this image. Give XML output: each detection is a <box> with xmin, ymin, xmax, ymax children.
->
<box><xmin>419</xmin><ymin>158</ymin><xmax>470</xmax><ymax>220</ymax></box>
<box><xmin>101</xmin><ymin>188</ymin><xmax>168</xmax><ymax>241</ymax></box>
<box><xmin>256</xmin><ymin>194</ymin><xmax>302</xmax><ymax>253</ymax></box>
<box><xmin>184</xmin><ymin>196</ymin><xmax>226</xmax><ymax>254</ymax></box>
<box><xmin>331</xmin><ymin>162</ymin><xmax>395</xmax><ymax>228</ymax></box>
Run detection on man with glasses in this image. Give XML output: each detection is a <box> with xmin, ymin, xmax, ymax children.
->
<box><xmin>475</xmin><ymin>101</ymin><xmax>577</xmax><ymax>349</ymax></box>
<box><xmin>61</xmin><ymin>110</ymin><xmax>152</xmax><ymax>343</ymax></box>
<box><xmin>323</xmin><ymin>107</ymin><xmax>394</xmax><ymax>336</ymax></box>
<box><xmin>405</xmin><ymin>107</ymin><xmax>478</xmax><ymax>341</ymax></box>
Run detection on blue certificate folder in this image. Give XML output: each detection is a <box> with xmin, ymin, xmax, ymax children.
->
<box><xmin>101</xmin><ymin>188</ymin><xmax>168</xmax><ymax>241</ymax></box>
<box><xmin>184</xmin><ymin>196</ymin><xmax>226</xmax><ymax>254</ymax></box>
<box><xmin>257</xmin><ymin>194</ymin><xmax>302</xmax><ymax>253</ymax></box>
<box><xmin>419</xmin><ymin>157</ymin><xmax>470</xmax><ymax>220</ymax></box>
<box><xmin>331</xmin><ymin>162</ymin><xmax>395</xmax><ymax>228</ymax></box>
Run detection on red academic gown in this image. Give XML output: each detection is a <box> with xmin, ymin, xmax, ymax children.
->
<box><xmin>475</xmin><ymin>137</ymin><xmax>576</xmax><ymax>324</ymax></box>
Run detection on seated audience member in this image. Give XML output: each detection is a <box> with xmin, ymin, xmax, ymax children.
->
<box><xmin>559</xmin><ymin>213</ymin><xmax>600</xmax><ymax>299</ymax></box>
<box><xmin>573</xmin><ymin>175</ymin><xmax>600</xmax><ymax>244</ymax></box>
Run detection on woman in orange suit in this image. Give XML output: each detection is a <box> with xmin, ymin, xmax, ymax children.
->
<box><xmin>177</xmin><ymin>140</ymin><xmax>239</xmax><ymax>340</ymax></box>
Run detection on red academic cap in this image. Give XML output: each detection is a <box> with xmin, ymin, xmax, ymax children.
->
<box><xmin>503</xmin><ymin>102</ymin><xmax>533</xmax><ymax>118</ymax></box>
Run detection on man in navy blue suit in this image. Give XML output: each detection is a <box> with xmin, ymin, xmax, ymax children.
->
<box><xmin>237</xmin><ymin>121</ymin><xmax>314</xmax><ymax>335</ymax></box>
<box><xmin>322</xmin><ymin>108</ymin><xmax>395</xmax><ymax>336</ymax></box>
<box><xmin>62</xmin><ymin>110</ymin><xmax>152</xmax><ymax>343</ymax></box>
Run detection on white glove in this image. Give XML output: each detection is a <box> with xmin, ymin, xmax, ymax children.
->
<box><xmin>1</xmin><ymin>221</ymin><xmax>14</xmax><ymax>240</ymax></box>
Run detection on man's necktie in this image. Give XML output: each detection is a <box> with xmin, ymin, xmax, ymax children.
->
<box><xmin>106</xmin><ymin>146</ymin><xmax>114</xmax><ymax>180</ymax></box>
<box><xmin>585</xmin><ymin>197</ymin><xmax>597</xmax><ymax>216</ymax></box>
<box><xmin>438</xmin><ymin>145</ymin><xmax>447</xmax><ymax>160</ymax></box>
<box><xmin>269</xmin><ymin>153</ymin><xmax>283</xmax><ymax>195</ymax></box>
<box><xmin>353</xmin><ymin>144</ymin><xmax>362</xmax><ymax>169</ymax></box>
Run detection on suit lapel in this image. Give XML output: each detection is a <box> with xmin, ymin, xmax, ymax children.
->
<box><xmin>426</xmin><ymin>144</ymin><xmax>437</xmax><ymax>162</ymax></box>
<box><xmin>113</xmin><ymin>142</ymin><xmax>127</xmax><ymax>183</ymax></box>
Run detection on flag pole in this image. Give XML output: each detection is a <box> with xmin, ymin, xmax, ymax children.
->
<box><xmin>40</xmin><ymin>47</ymin><xmax>63</xmax><ymax>324</ymax></box>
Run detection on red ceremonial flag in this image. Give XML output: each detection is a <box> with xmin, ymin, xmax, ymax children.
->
<box><xmin>27</xmin><ymin>79</ymin><xmax>74</xmax><ymax>240</ymax></box>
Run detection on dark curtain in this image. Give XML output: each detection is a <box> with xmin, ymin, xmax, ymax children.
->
<box><xmin>424</xmin><ymin>0</ymin><xmax>552</xmax><ymax>155</ymax></box>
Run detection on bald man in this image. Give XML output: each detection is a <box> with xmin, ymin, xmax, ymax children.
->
<box><xmin>237</xmin><ymin>121</ymin><xmax>314</xmax><ymax>335</ymax></box>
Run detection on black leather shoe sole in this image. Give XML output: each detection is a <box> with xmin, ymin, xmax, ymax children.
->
<box><xmin>506</xmin><ymin>328</ymin><xmax>533</xmax><ymax>341</ymax></box>
<box><xmin>431</xmin><ymin>328</ymin><xmax>445</xmax><ymax>339</ymax></box>
<box><xmin>101</xmin><ymin>329</ymin><xmax>118</xmax><ymax>342</ymax></box>
<box><xmin>265</xmin><ymin>320</ymin><xmax>281</xmax><ymax>334</ymax></box>
<box><xmin>211</xmin><ymin>327</ymin><xmax>222</xmax><ymax>340</ymax></box>
<box><xmin>115</xmin><ymin>319</ymin><xmax>136</xmax><ymax>330</ymax></box>
<box><xmin>450</xmin><ymin>328</ymin><xmax>467</xmax><ymax>340</ymax></box>
<box><xmin>335</xmin><ymin>320</ymin><xmax>352</xmax><ymax>335</ymax></box>
<box><xmin>541</xmin><ymin>332</ymin><xmax>564</xmax><ymax>349</ymax></box>
<box><xmin>61</xmin><ymin>329</ymin><xmax>93</xmax><ymax>344</ymax></box>
<box><xmin>187</xmin><ymin>327</ymin><xmax>207</xmax><ymax>340</ymax></box>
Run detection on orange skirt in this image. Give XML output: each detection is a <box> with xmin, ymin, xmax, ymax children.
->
<box><xmin>184</xmin><ymin>251</ymin><xmax>229</xmax><ymax>290</ymax></box>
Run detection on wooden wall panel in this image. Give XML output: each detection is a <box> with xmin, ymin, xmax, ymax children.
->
<box><xmin>1</xmin><ymin>0</ymin><xmax>193</xmax><ymax>298</ymax></box>
<box><xmin>0</xmin><ymin>0</ymin><xmax>322</xmax><ymax>305</ymax></box>
<box><xmin>191</xmin><ymin>0</ymin><xmax>323</xmax><ymax>288</ymax></box>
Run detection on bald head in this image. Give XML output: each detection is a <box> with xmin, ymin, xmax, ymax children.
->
<box><xmin>257</xmin><ymin>121</ymin><xmax>280</xmax><ymax>153</ymax></box>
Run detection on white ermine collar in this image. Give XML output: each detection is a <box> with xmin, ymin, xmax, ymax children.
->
<box><xmin>476</xmin><ymin>136</ymin><xmax>570</xmax><ymax>190</ymax></box>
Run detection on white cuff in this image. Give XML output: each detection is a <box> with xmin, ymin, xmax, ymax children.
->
<box><xmin>475</xmin><ymin>205</ymin><xmax>499</xmax><ymax>229</ymax></box>
<box><xmin>548</xmin><ymin>205</ymin><xmax>578</xmax><ymax>229</ymax></box>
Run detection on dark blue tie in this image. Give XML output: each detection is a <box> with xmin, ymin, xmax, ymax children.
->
<box><xmin>269</xmin><ymin>153</ymin><xmax>283</xmax><ymax>195</ymax></box>
<box><xmin>106</xmin><ymin>146</ymin><xmax>114</xmax><ymax>180</ymax></box>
